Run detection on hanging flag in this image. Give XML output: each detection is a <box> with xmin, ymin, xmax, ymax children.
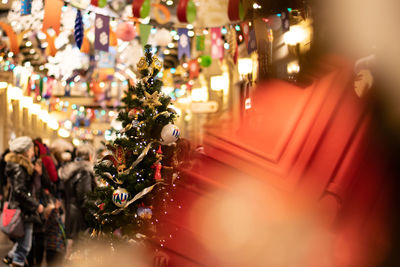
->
<box><xmin>196</xmin><ymin>35</ymin><xmax>205</xmax><ymax>51</ymax></box>
<box><xmin>247</xmin><ymin>28</ymin><xmax>257</xmax><ymax>54</ymax></box>
<box><xmin>74</xmin><ymin>10</ymin><xmax>84</xmax><ymax>49</ymax></box>
<box><xmin>139</xmin><ymin>24</ymin><xmax>151</xmax><ymax>46</ymax></box>
<box><xmin>42</xmin><ymin>0</ymin><xmax>63</xmax><ymax>35</ymax></box>
<box><xmin>211</xmin><ymin>28</ymin><xmax>223</xmax><ymax>59</ymax></box>
<box><xmin>281</xmin><ymin>11</ymin><xmax>290</xmax><ymax>32</ymax></box>
<box><xmin>21</xmin><ymin>0</ymin><xmax>32</xmax><ymax>15</ymax></box>
<box><xmin>90</xmin><ymin>0</ymin><xmax>98</xmax><ymax>6</ymax></box>
<box><xmin>188</xmin><ymin>59</ymin><xmax>200</xmax><ymax>79</ymax></box>
<box><xmin>177</xmin><ymin>0</ymin><xmax>196</xmax><ymax>23</ymax></box>
<box><xmin>241</xmin><ymin>22</ymin><xmax>250</xmax><ymax>49</ymax></box>
<box><xmin>94</xmin><ymin>14</ymin><xmax>110</xmax><ymax>51</ymax></box>
<box><xmin>178</xmin><ymin>28</ymin><xmax>190</xmax><ymax>59</ymax></box>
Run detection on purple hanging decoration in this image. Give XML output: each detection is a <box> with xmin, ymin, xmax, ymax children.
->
<box><xmin>178</xmin><ymin>28</ymin><xmax>190</xmax><ymax>59</ymax></box>
<box><xmin>247</xmin><ymin>29</ymin><xmax>257</xmax><ymax>54</ymax></box>
<box><xmin>94</xmin><ymin>14</ymin><xmax>110</xmax><ymax>52</ymax></box>
<box><xmin>21</xmin><ymin>0</ymin><xmax>33</xmax><ymax>15</ymax></box>
<box><xmin>74</xmin><ymin>10</ymin><xmax>84</xmax><ymax>49</ymax></box>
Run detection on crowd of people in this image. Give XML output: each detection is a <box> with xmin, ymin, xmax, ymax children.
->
<box><xmin>0</xmin><ymin>136</ymin><xmax>97</xmax><ymax>267</ymax></box>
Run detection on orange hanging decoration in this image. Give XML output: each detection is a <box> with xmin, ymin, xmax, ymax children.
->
<box><xmin>45</xmin><ymin>32</ymin><xmax>57</xmax><ymax>57</ymax></box>
<box><xmin>109</xmin><ymin>29</ymin><xmax>118</xmax><ymax>46</ymax></box>
<box><xmin>151</xmin><ymin>3</ymin><xmax>171</xmax><ymax>25</ymax></box>
<box><xmin>80</xmin><ymin>36</ymin><xmax>90</xmax><ymax>53</ymax></box>
<box><xmin>0</xmin><ymin>22</ymin><xmax>19</xmax><ymax>55</ymax></box>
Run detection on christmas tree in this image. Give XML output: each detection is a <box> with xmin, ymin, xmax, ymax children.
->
<box><xmin>87</xmin><ymin>45</ymin><xmax>181</xmax><ymax>241</ymax></box>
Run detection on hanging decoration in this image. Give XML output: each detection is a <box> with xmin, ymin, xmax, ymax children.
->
<box><xmin>196</xmin><ymin>35</ymin><xmax>205</xmax><ymax>51</ymax></box>
<box><xmin>21</xmin><ymin>0</ymin><xmax>33</xmax><ymax>15</ymax></box>
<box><xmin>42</xmin><ymin>0</ymin><xmax>63</xmax><ymax>35</ymax></box>
<box><xmin>91</xmin><ymin>0</ymin><xmax>107</xmax><ymax>8</ymax></box>
<box><xmin>139</xmin><ymin>24</ymin><xmax>151</xmax><ymax>46</ymax></box>
<box><xmin>112</xmin><ymin>187</ymin><xmax>129</xmax><ymax>207</ymax></box>
<box><xmin>199</xmin><ymin>55</ymin><xmax>212</xmax><ymax>67</ymax></box>
<box><xmin>281</xmin><ymin>11</ymin><xmax>290</xmax><ymax>32</ymax></box>
<box><xmin>136</xmin><ymin>205</ymin><xmax>152</xmax><ymax>219</ymax></box>
<box><xmin>116</xmin><ymin>22</ymin><xmax>136</xmax><ymax>41</ymax></box>
<box><xmin>0</xmin><ymin>22</ymin><xmax>19</xmax><ymax>55</ymax></box>
<box><xmin>80</xmin><ymin>35</ymin><xmax>90</xmax><ymax>53</ymax></box>
<box><xmin>132</xmin><ymin>0</ymin><xmax>150</xmax><ymax>19</ymax></box>
<box><xmin>211</xmin><ymin>28</ymin><xmax>224</xmax><ymax>59</ymax></box>
<box><xmin>74</xmin><ymin>10</ymin><xmax>84</xmax><ymax>49</ymax></box>
<box><xmin>160</xmin><ymin>124</ymin><xmax>180</xmax><ymax>145</ymax></box>
<box><xmin>151</xmin><ymin>3</ymin><xmax>171</xmax><ymax>25</ymax></box>
<box><xmin>177</xmin><ymin>0</ymin><xmax>196</xmax><ymax>23</ymax></box>
<box><xmin>45</xmin><ymin>32</ymin><xmax>57</xmax><ymax>56</ymax></box>
<box><xmin>153</xmin><ymin>28</ymin><xmax>172</xmax><ymax>47</ymax></box>
<box><xmin>241</xmin><ymin>22</ymin><xmax>250</xmax><ymax>49</ymax></box>
<box><xmin>228</xmin><ymin>0</ymin><xmax>244</xmax><ymax>21</ymax></box>
<box><xmin>109</xmin><ymin>29</ymin><xmax>118</xmax><ymax>46</ymax></box>
<box><xmin>94</xmin><ymin>14</ymin><xmax>110</xmax><ymax>51</ymax></box>
<box><xmin>247</xmin><ymin>28</ymin><xmax>257</xmax><ymax>54</ymax></box>
<box><xmin>227</xmin><ymin>27</ymin><xmax>238</xmax><ymax>63</ymax></box>
<box><xmin>70</xmin><ymin>0</ymin><xmax>91</xmax><ymax>9</ymax></box>
<box><xmin>178</xmin><ymin>28</ymin><xmax>190</xmax><ymax>59</ymax></box>
<box><xmin>188</xmin><ymin>59</ymin><xmax>200</xmax><ymax>79</ymax></box>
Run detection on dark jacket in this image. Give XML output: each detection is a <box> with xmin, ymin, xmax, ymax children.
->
<box><xmin>59</xmin><ymin>160</ymin><xmax>95</xmax><ymax>239</ymax></box>
<box><xmin>4</xmin><ymin>152</ymin><xmax>40</xmax><ymax>223</ymax></box>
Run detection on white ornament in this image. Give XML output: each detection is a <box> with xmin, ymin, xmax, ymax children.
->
<box><xmin>154</xmin><ymin>28</ymin><xmax>173</xmax><ymax>47</ymax></box>
<box><xmin>161</xmin><ymin>124</ymin><xmax>180</xmax><ymax>145</ymax></box>
<box><xmin>112</xmin><ymin>187</ymin><xmax>129</xmax><ymax>207</ymax></box>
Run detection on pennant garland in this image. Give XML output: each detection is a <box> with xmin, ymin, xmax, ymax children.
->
<box><xmin>247</xmin><ymin>28</ymin><xmax>257</xmax><ymax>54</ymax></box>
<box><xmin>94</xmin><ymin>14</ymin><xmax>110</xmax><ymax>52</ymax></box>
<box><xmin>132</xmin><ymin>0</ymin><xmax>151</xmax><ymax>19</ymax></box>
<box><xmin>241</xmin><ymin>22</ymin><xmax>250</xmax><ymax>49</ymax></box>
<box><xmin>42</xmin><ymin>0</ymin><xmax>63</xmax><ymax>35</ymax></box>
<box><xmin>196</xmin><ymin>35</ymin><xmax>205</xmax><ymax>51</ymax></box>
<box><xmin>188</xmin><ymin>59</ymin><xmax>200</xmax><ymax>79</ymax></box>
<box><xmin>139</xmin><ymin>24</ymin><xmax>152</xmax><ymax>47</ymax></box>
<box><xmin>21</xmin><ymin>0</ymin><xmax>33</xmax><ymax>15</ymax></box>
<box><xmin>281</xmin><ymin>11</ymin><xmax>290</xmax><ymax>32</ymax></box>
<box><xmin>211</xmin><ymin>28</ymin><xmax>223</xmax><ymax>59</ymax></box>
<box><xmin>74</xmin><ymin>10</ymin><xmax>84</xmax><ymax>49</ymax></box>
<box><xmin>178</xmin><ymin>28</ymin><xmax>190</xmax><ymax>59</ymax></box>
<box><xmin>177</xmin><ymin>0</ymin><xmax>196</xmax><ymax>23</ymax></box>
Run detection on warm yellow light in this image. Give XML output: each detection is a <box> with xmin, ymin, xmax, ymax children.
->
<box><xmin>162</xmin><ymin>86</ymin><xmax>174</xmax><ymax>95</ymax></box>
<box><xmin>72</xmin><ymin>138</ymin><xmax>80</xmax><ymax>146</ymax></box>
<box><xmin>21</xmin><ymin>96</ymin><xmax>33</xmax><ymax>109</ymax></box>
<box><xmin>238</xmin><ymin>58</ymin><xmax>253</xmax><ymax>75</ymax></box>
<box><xmin>31</xmin><ymin>104</ymin><xmax>41</xmax><ymax>115</ymax></box>
<box><xmin>39</xmin><ymin>110</ymin><xmax>50</xmax><ymax>123</ymax></box>
<box><xmin>48</xmin><ymin>118</ymin><xmax>59</xmax><ymax>130</ymax></box>
<box><xmin>0</xmin><ymin>82</ymin><xmax>8</xmax><ymax>89</ymax></box>
<box><xmin>211</xmin><ymin>74</ymin><xmax>229</xmax><ymax>91</ymax></box>
<box><xmin>58</xmin><ymin>128</ymin><xmax>70</xmax><ymax>138</ymax></box>
<box><xmin>7</xmin><ymin>86</ymin><xmax>22</xmax><ymax>101</ymax></box>
<box><xmin>287</xmin><ymin>60</ymin><xmax>300</xmax><ymax>74</ymax></box>
<box><xmin>191</xmin><ymin>87</ymin><xmax>208</xmax><ymax>102</ymax></box>
<box><xmin>283</xmin><ymin>25</ymin><xmax>307</xmax><ymax>46</ymax></box>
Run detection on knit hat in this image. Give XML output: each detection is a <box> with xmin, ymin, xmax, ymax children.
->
<box><xmin>9</xmin><ymin>136</ymin><xmax>33</xmax><ymax>153</ymax></box>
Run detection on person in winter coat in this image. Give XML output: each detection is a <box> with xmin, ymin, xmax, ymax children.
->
<box><xmin>0</xmin><ymin>148</ymin><xmax>10</xmax><ymax>206</ymax></box>
<box><xmin>59</xmin><ymin>144</ymin><xmax>96</xmax><ymax>244</ymax></box>
<box><xmin>3</xmin><ymin>137</ymin><xmax>44</xmax><ymax>267</ymax></box>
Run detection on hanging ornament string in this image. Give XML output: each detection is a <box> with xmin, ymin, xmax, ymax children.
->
<box><xmin>110</xmin><ymin>183</ymin><xmax>158</xmax><ymax>215</ymax></box>
<box><xmin>74</xmin><ymin>9</ymin><xmax>84</xmax><ymax>48</ymax></box>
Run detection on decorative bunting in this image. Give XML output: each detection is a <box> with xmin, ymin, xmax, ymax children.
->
<box><xmin>0</xmin><ymin>22</ymin><xmax>19</xmax><ymax>55</ymax></box>
<box><xmin>21</xmin><ymin>0</ymin><xmax>32</xmax><ymax>15</ymax></box>
<box><xmin>139</xmin><ymin>24</ymin><xmax>151</xmax><ymax>46</ymax></box>
<box><xmin>42</xmin><ymin>0</ymin><xmax>63</xmax><ymax>35</ymax></box>
<box><xmin>247</xmin><ymin>28</ymin><xmax>257</xmax><ymax>54</ymax></box>
<box><xmin>178</xmin><ymin>28</ymin><xmax>190</xmax><ymax>59</ymax></box>
<box><xmin>152</xmin><ymin>3</ymin><xmax>171</xmax><ymax>25</ymax></box>
<box><xmin>241</xmin><ymin>22</ymin><xmax>250</xmax><ymax>49</ymax></box>
<box><xmin>94</xmin><ymin>14</ymin><xmax>110</xmax><ymax>51</ymax></box>
<box><xmin>132</xmin><ymin>0</ymin><xmax>150</xmax><ymax>18</ymax></box>
<box><xmin>188</xmin><ymin>59</ymin><xmax>200</xmax><ymax>79</ymax></box>
<box><xmin>74</xmin><ymin>10</ymin><xmax>84</xmax><ymax>49</ymax></box>
<box><xmin>227</xmin><ymin>0</ymin><xmax>240</xmax><ymax>21</ymax></box>
<box><xmin>177</xmin><ymin>0</ymin><xmax>196</xmax><ymax>23</ymax></box>
<box><xmin>211</xmin><ymin>28</ymin><xmax>223</xmax><ymax>59</ymax></box>
<box><xmin>196</xmin><ymin>35</ymin><xmax>205</xmax><ymax>51</ymax></box>
<box><xmin>281</xmin><ymin>11</ymin><xmax>290</xmax><ymax>32</ymax></box>
<box><xmin>91</xmin><ymin>0</ymin><xmax>107</xmax><ymax>7</ymax></box>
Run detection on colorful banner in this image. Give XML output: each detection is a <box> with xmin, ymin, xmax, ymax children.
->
<box><xmin>21</xmin><ymin>0</ymin><xmax>32</xmax><ymax>15</ymax></box>
<box><xmin>94</xmin><ymin>14</ymin><xmax>110</xmax><ymax>51</ymax></box>
<box><xmin>177</xmin><ymin>0</ymin><xmax>196</xmax><ymax>23</ymax></box>
<box><xmin>42</xmin><ymin>0</ymin><xmax>63</xmax><ymax>35</ymax></box>
<box><xmin>247</xmin><ymin>28</ymin><xmax>257</xmax><ymax>54</ymax></box>
<box><xmin>281</xmin><ymin>11</ymin><xmax>290</xmax><ymax>32</ymax></box>
<box><xmin>74</xmin><ymin>10</ymin><xmax>84</xmax><ymax>49</ymax></box>
<box><xmin>241</xmin><ymin>22</ymin><xmax>250</xmax><ymax>49</ymax></box>
<box><xmin>178</xmin><ymin>28</ymin><xmax>190</xmax><ymax>59</ymax></box>
<box><xmin>211</xmin><ymin>28</ymin><xmax>223</xmax><ymax>59</ymax></box>
<box><xmin>196</xmin><ymin>35</ymin><xmax>205</xmax><ymax>51</ymax></box>
<box><xmin>189</xmin><ymin>59</ymin><xmax>200</xmax><ymax>79</ymax></box>
<box><xmin>139</xmin><ymin>24</ymin><xmax>151</xmax><ymax>46</ymax></box>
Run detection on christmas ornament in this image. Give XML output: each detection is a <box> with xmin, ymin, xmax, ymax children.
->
<box><xmin>137</xmin><ymin>57</ymin><xmax>149</xmax><ymax>71</ymax></box>
<box><xmin>132</xmin><ymin>0</ymin><xmax>150</xmax><ymax>18</ymax></box>
<box><xmin>116</xmin><ymin>22</ymin><xmax>136</xmax><ymax>41</ymax></box>
<box><xmin>152</xmin><ymin>3</ymin><xmax>171</xmax><ymax>25</ymax></box>
<box><xmin>101</xmin><ymin>144</ymin><xmax>129</xmax><ymax>175</ymax></box>
<box><xmin>161</xmin><ymin>124</ymin><xmax>180</xmax><ymax>145</ymax></box>
<box><xmin>199</xmin><ymin>55</ymin><xmax>212</xmax><ymax>67</ymax></box>
<box><xmin>112</xmin><ymin>188</ymin><xmax>129</xmax><ymax>207</ymax></box>
<box><xmin>177</xmin><ymin>0</ymin><xmax>196</xmax><ymax>23</ymax></box>
<box><xmin>152</xmin><ymin>56</ymin><xmax>162</xmax><ymax>71</ymax></box>
<box><xmin>21</xmin><ymin>0</ymin><xmax>32</xmax><ymax>15</ymax></box>
<box><xmin>74</xmin><ymin>10</ymin><xmax>84</xmax><ymax>49</ymax></box>
<box><xmin>98</xmin><ymin>203</ymin><xmax>105</xmax><ymax>210</ymax></box>
<box><xmin>143</xmin><ymin>91</ymin><xmax>162</xmax><ymax>109</ymax></box>
<box><xmin>152</xmin><ymin>145</ymin><xmax>163</xmax><ymax>180</ymax></box>
<box><xmin>137</xmin><ymin>205</ymin><xmax>152</xmax><ymax>219</ymax></box>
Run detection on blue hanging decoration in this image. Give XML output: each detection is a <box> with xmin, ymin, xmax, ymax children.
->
<box><xmin>74</xmin><ymin>10</ymin><xmax>84</xmax><ymax>49</ymax></box>
<box><xmin>21</xmin><ymin>0</ymin><xmax>33</xmax><ymax>15</ymax></box>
